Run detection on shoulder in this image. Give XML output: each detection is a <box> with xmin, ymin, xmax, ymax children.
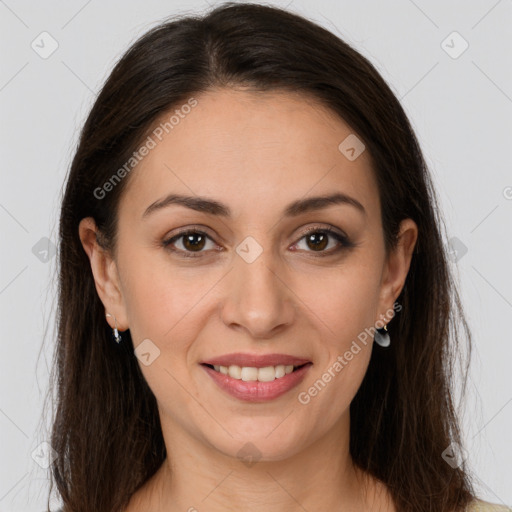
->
<box><xmin>50</xmin><ymin>500</ymin><xmax>511</xmax><ymax>512</ymax></box>
<box><xmin>466</xmin><ymin>499</ymin><xmax>512</xmax><ymax>511</ymax></box>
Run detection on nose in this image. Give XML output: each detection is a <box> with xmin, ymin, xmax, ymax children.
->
<box><xmin>220</xmin><ymin>243</ymin><xmax>296</xmax><ymax>339</ymax></box>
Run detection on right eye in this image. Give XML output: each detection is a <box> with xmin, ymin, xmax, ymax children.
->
<box><xmin>162</xmin><ymin>229</ymin><xmax>218</xmax><ymax>258</ymax></box>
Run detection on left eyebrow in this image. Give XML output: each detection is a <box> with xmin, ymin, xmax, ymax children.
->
<box><xmin>142</xmin><ymin>192</ymin><xmax>366</xmax><ymax>219</ymax></box>
<box><xmin>283</xmin><ymin>192</ymin><xmax>366</xmax><ymax>217</ymax></box>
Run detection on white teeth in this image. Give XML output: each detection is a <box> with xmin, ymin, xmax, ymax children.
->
<box><xmin>241</xmin><ymin>367</ymin><xmax>260</xmax><ymax>381</ymax></box>
<box><xmin>213</xmin><ymin>363</ymin><xmax>299</xmax><ymax>381</ymax></box>
<box><xmin>275</xmin><ymin>365</ymin><xmax>286</xmax><ymax>378</ymax></box>
<box><xmin>255</xmin><ymin>366</ymin><xmax>275</xmax><ymax>382</ymax></box>
<box><xmin>228</xmin><ymin>365</ymin><xmax>242</xmax><ymax>379</ymax></box>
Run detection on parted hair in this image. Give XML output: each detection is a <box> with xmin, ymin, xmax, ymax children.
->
<box><xmin>45</xmin><ymin>3</ymin><xmax>476</xmax><ymax>511</ymax></box>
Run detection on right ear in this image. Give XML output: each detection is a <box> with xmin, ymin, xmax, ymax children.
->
<box><xmin>78</xmin><ymin>217</ymin><xmax>129</xmax><ymax>332</ymax></box>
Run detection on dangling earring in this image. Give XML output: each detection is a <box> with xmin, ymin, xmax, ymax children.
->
<box><xmin>374</xmin><ymin>323</ymin><xmax>390</xmax><ymax>347</ymax></box>
<box><xmin>105</xmin><ymin>313</ymin><xmax>122</xmax><ymax>344</ymax></box>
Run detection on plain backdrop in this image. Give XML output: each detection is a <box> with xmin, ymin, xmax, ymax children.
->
<box><xmin>0</xmin><ymin>0</ymin><xmax>511</xmax><ymax>510</ymax></box>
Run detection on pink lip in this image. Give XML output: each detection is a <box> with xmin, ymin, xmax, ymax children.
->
<box><xmin>201</xmin><ymin>352</ymin><xmax>311</xmax><ymax>368</ymax></box>
<box><xmin>201</xmin><ymin>363</ymin><xmax>313</xmax><ymax>402</ymax></box>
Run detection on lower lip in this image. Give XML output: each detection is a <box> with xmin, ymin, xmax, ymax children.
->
<box><xmin>201</xmin><ymin>363</ymin><xmax>312</xmax><ymax>402</ymax></box>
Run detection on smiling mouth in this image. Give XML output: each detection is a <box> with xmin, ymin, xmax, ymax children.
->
<box><xmin>201</xmin><ymin>362</ymin><xmax>311</xmax><ymax>382</ymax></box>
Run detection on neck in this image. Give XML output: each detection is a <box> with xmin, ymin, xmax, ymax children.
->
<box><xmin>125</xmin><ymin>409</ymin><xmax>394</xmax><ymax>512</ymax></box>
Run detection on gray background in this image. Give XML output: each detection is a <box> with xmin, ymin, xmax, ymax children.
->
<box><xmin>0</xmin><ymin>0</ymin><xmax>511</xmax><ymax>510</ymax></box>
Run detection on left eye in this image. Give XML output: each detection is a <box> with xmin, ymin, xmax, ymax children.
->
<box><xmin>162</xmin><ymin>227</ymin><xmax>349</xmax><ymax>258</ymax></box>
<box><xmin>292</xmin><ymin>227</ymin><xmax>347</xmax><ymax>255</ymax></box>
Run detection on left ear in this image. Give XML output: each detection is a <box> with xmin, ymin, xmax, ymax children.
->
<box><xmin>376</xmin><ymin>218</ymin><xmax>418</xmax><ymax>324</ymax></box>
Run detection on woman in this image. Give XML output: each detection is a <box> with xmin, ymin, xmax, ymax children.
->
<box><xmin>45</xmin><ymin>2</ymin><xmax>510</xmax><ymax>511</ymax></box>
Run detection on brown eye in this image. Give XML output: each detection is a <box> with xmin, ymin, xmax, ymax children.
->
<box><xmin>293</xmin><ymin>227</ymin><xmax>352</xmax><ymax>256</ymax></box>
<box><xmin>162</xmin><ymin>230</ymin><xmax>215</xmax><ymax>258</ymax></box>
<box><xmin>181</xmin><ymin>232</ymin><xmax>207</xmax><ymax>251</ymax></box>
<box><xmin>305</xmin><ymin>232</ymin><xmax>329</xmax><ymax>251</ymax></box>
<box><xmin>163</xmin><ymin>226</ymin><xmax>353</xmax><ymax>259</ymax></box>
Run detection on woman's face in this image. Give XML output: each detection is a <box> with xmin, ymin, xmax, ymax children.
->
<box><xmin>81</xmin><ymin>88</ymin><xmax>417</xmax><ymax>462</ymax></box>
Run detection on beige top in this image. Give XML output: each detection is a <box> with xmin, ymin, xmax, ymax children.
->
<box><xmin>52</xmin><ymin>499</ymin><xmax>512</xmax><ymax>511</ymax></box>
<box><xmin>467</xmin><ymin>499</ymin><xmax>512</xmax><ymax>511</ymax></box>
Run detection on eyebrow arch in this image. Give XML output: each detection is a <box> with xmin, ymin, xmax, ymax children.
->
<box><xmin>142</xmin><ymin>192</ymin><xmax>366</xmax><ymax>219</ymax></box>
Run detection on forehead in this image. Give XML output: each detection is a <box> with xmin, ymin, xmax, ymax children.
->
<box><xmin>120</xmin><ymin>88</ymin><xmax>379</xmax><ymax>224</ymax></box>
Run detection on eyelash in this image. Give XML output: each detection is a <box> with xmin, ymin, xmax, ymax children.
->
<box><xmin>161</xmin><ymin>225</ymin><xmax>353</xmax><ymax>259</ymax></box>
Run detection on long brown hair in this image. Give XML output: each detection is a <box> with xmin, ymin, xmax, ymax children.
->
<box><xmin>45</xmin><ymin>2</ymin><xmax>476</xmax><ymax>511</ymax></box>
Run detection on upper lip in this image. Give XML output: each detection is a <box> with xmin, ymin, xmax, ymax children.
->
<box><xmin>201</xmin><ymin>353</ymin><xmax>312</xmax><ymax>368</ymax></box>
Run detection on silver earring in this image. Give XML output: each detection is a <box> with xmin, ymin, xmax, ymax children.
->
<box><xmin>374</xmin><ymin>324</ymin><xmax>390</xmax><ymax>347</ymax></box>
<box><xmin>106</xmin><ymin>313</ymin><xmax>122</xmax><ymax>344</ymax></box>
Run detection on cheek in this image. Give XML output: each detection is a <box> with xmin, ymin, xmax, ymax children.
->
<box><xmin>301</xmin><ymin>343</ymin><xmax>372</xmax><ymax>431</ymax></box>
<box><xmin>293</xmin><ymin>266</ymin><xmax>379</xmax><ymax>406</ymax></box>
<box><xmin>118</xmin><ymin>248</ymin><xmax>213</xmax><ymax>343</ymax></box>
<box><xmin>296</xmin><ymin>281</ymin><xmax>377</xmax><ymax>426</ymax></box>
<box><xmin>296</xmin><ymin>262</ymin><xmax>381</xmax><ymax>341</ymax></box>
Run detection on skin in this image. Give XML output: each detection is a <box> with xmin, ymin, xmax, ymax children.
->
<box><xmin>79</xmin><ymin>87</ymin><xmax>417</xmax><ymax>512</ymax></box>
